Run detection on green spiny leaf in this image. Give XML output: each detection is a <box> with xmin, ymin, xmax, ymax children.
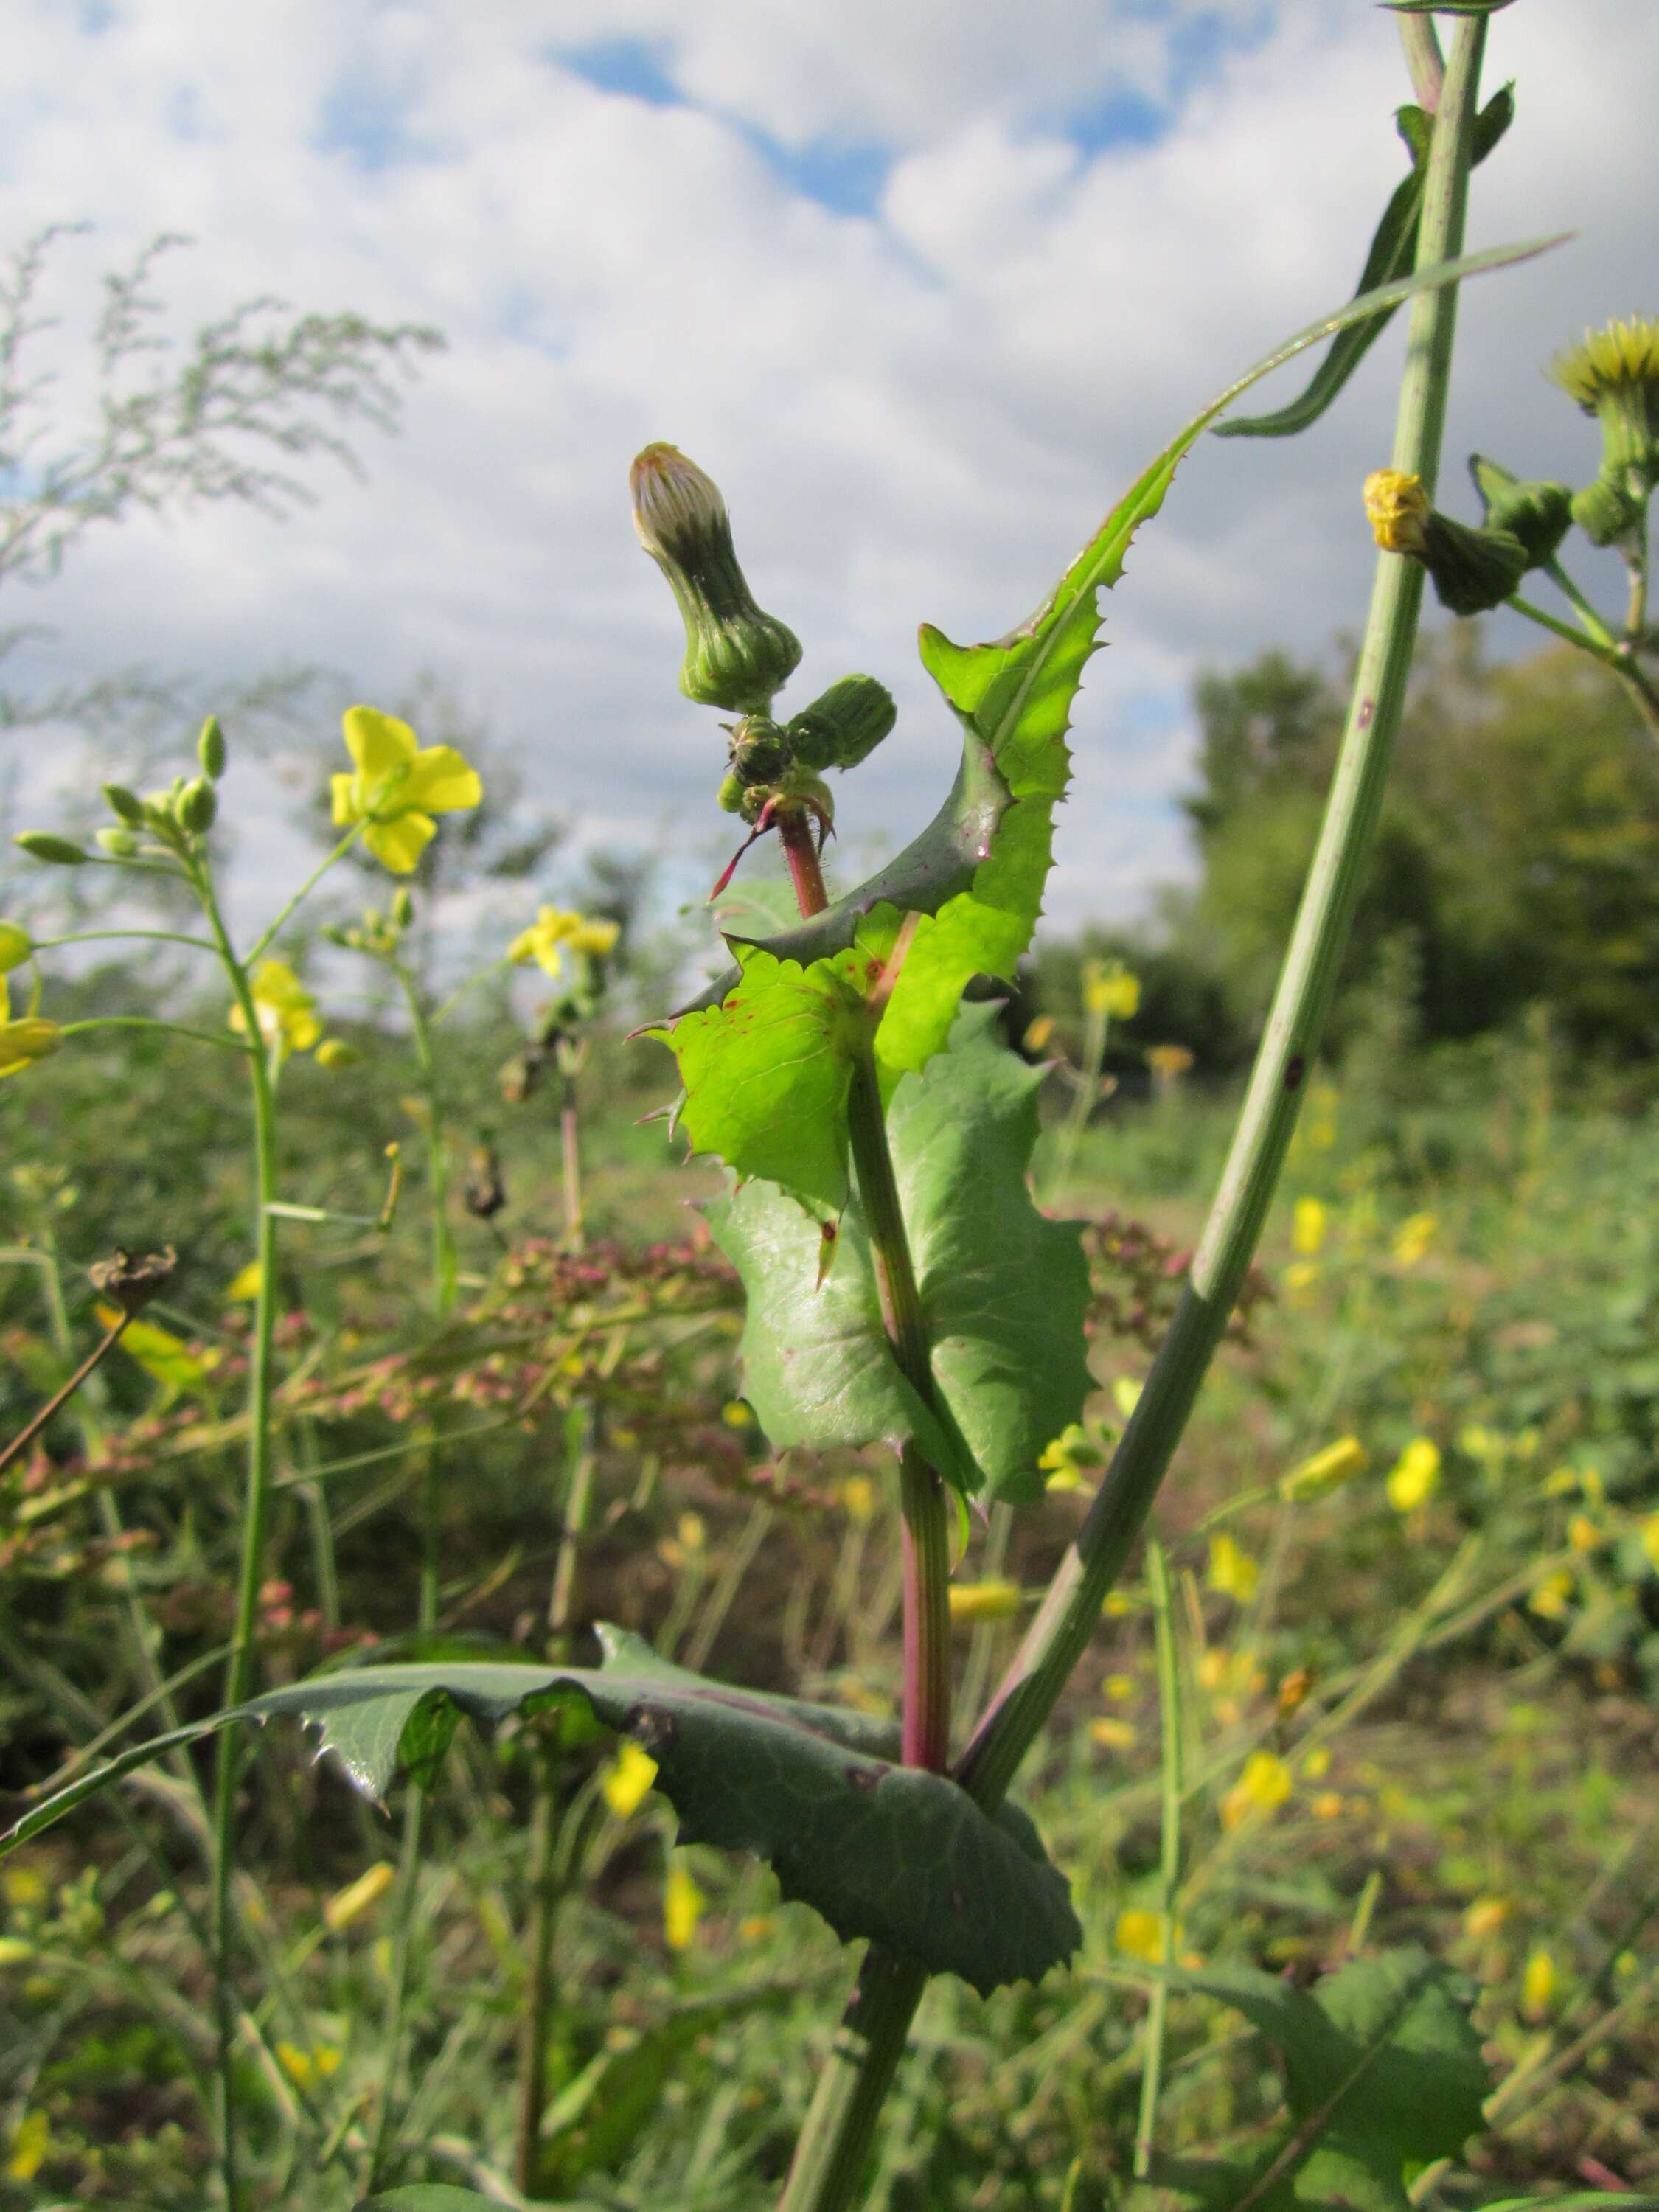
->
<box><xmin>1</xmin><ymin>1630</ymin><xmax>1077</xmax><ymax>1994</ymax></box>
<box><xmin>707</xmin><ymin>1004</ymin><xmax>1091</xmax><ymax>1502</ymax></box>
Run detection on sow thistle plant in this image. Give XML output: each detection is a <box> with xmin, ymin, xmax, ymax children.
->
<box><xmin>0</xmin><ymin>15</ymin><xmax>1618</xmax><ymax>2212</ymax></box>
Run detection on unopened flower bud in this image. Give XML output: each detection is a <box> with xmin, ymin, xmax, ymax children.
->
<box><xmin>1468</xmin><ymin>455</ymin><xmax>1573</xmax><ymax>570</ymax></box>
<box><xmin>1364</xmin><ymin>469</ymin><xmax>1528</xmax><ymax>616</ymax></box>
<box><xmin>391</xmin><ymin>888</ymin><xmax>414</xmax><ymax>928</ymax></box>
<box><xmin>0</xmin><ymin>922</ymin><xmax>31</xmax><ymax>972</ymax></box>
<box><xmin>96</xmin><ymin>827</ymin><xmax>142</xmax><ymax>857</ymax></box>
<box><xmin>630</xmin><ymin>442</ymin><xmax>801</xmax><ymax>713</ymax></box>
<box><xmin>14</xmin><ymin>832</ymin><xmax>87</xmax><ymax>866</ymax></box>
<box><xmin>198</xmin><ymin>714</ymin><xmax>227</xmax><ymax>779</ymax></box>
<box><xmin>787</xmin><ymin>674</ymin><xmax>897</xmax><ymax>773</ymax></box>
<box><xmin>1572</xmin><ymin>470</ymin><xmax>1646</xmax><ymax>549</ymax></box>
<box><xmin>102</xmin><ymin>783</ymin><xmax>145</xmax><ymax>825</ymax></box>
<box><xmin>178</xmin><ymin>776</ymin><xmax>217</xmax><ymax>834</ymax></box>
<box><xmin>316</xmin><ymin>1037</ymin><xmax>359</xmax><ymax>1070</ymax></box>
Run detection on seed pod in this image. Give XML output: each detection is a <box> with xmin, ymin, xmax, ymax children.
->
<box><xmin>630</xmin><ymin>443</ymin><xmax>801</xmax><ymax>713</ymax></box>
<box><xmin>102</xmin><ymin>783</ymin><xmax>145</xmax><ymax>825</ymax></box>
<box><xmin>96</xmin><ymin>827</ymin><xmax>142</xmax><ymax>857</ymax></box>
<box><xmin>178</xmin><ymin>777</ymin><xmax>218</xmax><ymax>834</ymax></box>
<box><xmin>197</xmin><ymin>715</ymin><xmax>227</xmax><ymax>779</ymax></box>
<box><xmin>787</xmin><ymin>674</ymin><xmax>897</xmax><ymax>773</ymax></box>
<box><xmin>14</xmin><ymin>832</ymin><xmax>87</xmax><ymax>866</ymax></box>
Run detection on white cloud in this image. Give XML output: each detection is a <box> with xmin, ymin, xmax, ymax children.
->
<box><xmin>0</xmin><ymin>0</ymin><xmax>1654</xmax><ymax>947</ymax></box>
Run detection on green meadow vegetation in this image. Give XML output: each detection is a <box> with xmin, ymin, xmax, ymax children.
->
<box><xmin>3</xmin><ymin>10</ymin><xmax>1659</xmax><ymax>2209</ymax></box>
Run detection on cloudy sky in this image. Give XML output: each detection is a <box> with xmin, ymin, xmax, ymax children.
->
<box><xmin>1</xmin><ymin>0</ymin><xmax>1655</xmax><ymax>937</ymax></box>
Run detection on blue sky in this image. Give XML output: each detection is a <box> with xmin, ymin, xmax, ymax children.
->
<box><xmin>0</xmin><ymin>0</ymin><xmax>1654</xmax><ymax>941</ymax></box>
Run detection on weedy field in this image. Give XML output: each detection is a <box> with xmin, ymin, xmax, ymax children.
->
<box><xmin>2</xmin><ymin>9</ymin><xmax>1658</xmax><ymax>2209</ymax></box>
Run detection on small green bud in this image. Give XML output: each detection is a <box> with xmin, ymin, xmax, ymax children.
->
<box><xmin>630</xmin><ymin>442</ymin><xmax>802</xmax><ymax>713</ymax></box>
<box><xmin>102</xmin><ymin>782</ymin><xmax>145</xmax><ymax>825</ymax></box>
<box><xmin>198</xmin><ymin>714</ymin><xmax>226</xmax><ymax>779</ymax></box>
<box><xmin>391</xmin><ymin>888</ymin><xmax>414</xmax><ymax>928</ymax></box>
<box><xmin>1468</xmin><ymin>455</ymin><xmax>1573</xmax><ymax>569</ymax></box>
<box><xmin>727</xmin><ymin>715</ymin><xmax>789</xmax><ymax>785</ymax></box>
<box><xmin>96</xmin><ymin>827</ymin><xmax>142</xmax><ymax>857</ymax></box>
<box><xmin>178</xmin><ymin>777</ymin><xmax>217</xmax><ymax>834</ymax></box>
<box><xmin>717</xmin><ymin>771</ymin><xmax>746</xmax><ymax>813</ymax></box>
<box><xmin>316</xmin><ymin>1037</ymin><xmax>359</xmax><ymax>1070</ymax></box>
<box><xmin>787</xmin><ymin>674</ymin><xmax>897</xmax><ymax>773</ymax></box>
<box><xmin>0</xmin><ymin>921</ymin><xmax>31</xmax><ymax>972</ymax></box>
<box><xmin>15</xmin><ymin>832</ymin><xmax>88</xmax><ymax>866</ymax></box>
<box><xmin>1571</xmin><ymin>470</ymin><xmax>1646</xmax><ymax>549</ymax></box>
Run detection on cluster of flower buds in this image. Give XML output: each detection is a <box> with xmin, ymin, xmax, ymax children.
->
<box><xmin>1548</xmin><ymin>315</ymin><xmax>1659</xmax><ymax>548</ymax></box>
<box><xmin>16</xmin><ymin>716</ymin><xmax>229</xmax><ymax>869</ymax></box>
<box><xmin>321</xmin><ymin>888</ymin><xmax>414</xmax><ymax>961</ymax></box>
<box><xmin>630</xmin><ymin>442</ymin><xmax>896</xmax><ymax>864</ymax></box>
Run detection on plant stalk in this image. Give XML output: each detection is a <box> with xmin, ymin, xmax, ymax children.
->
<box><xmin>776</xmin><ymin>807</ymin><xmax>830</xmax><ymax>918</ymax></box>
<box><xmin>1133</xmin><ymin>1537</ymin><xmax>1183</xmax><ymax>2180</ymax></box>
<box><xmin>773</xmin><ymin>21</ymin><xmax>1489</xmax><ymax>2208</ymax></box>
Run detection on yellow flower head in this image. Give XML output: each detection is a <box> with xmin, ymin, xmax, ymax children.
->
<box><xmin>1364</xmin><ymin>469</ymin><xmax>1432</xmax><ymax>556</ymax></box>
<box><xmin>602</xmin><ymin>1740</ymin><xmax>660</xmax><ymax>1819</ymax></box>
<box><xmin>1082</xmin><ymin>959</ymin><xmax>1140</xmax><ymax>1020</ymax></box>
<box><xmin>330</xmin><ymin>706</ymin><xmax>482</xmax><ymax>876</ymax></box>
<box><xmin>1207</xmin><ymin>1532</ymin><xmax>1260</xmax><ymax>1604</ymax></box>
<box><xmin>1279</xmin><ymin>1435</ymin><xmax>1368</xmax><ymax>1503</ymax></box>
<box><xmin>1387</xmin><ymin>1436</ymin><xmax>1441</xmax><ymax>1514</ymax></box>
<box><xmin>1292</xmin><ymin>1197</ymin><xmax>1328</xmax><ymax>1256</ymax></box>
<box><xmin>1222</xmin><ymin>1750</ymin><xmax>1293</xmax><ymax>1831</ymax></box>
<box><xmin>947</xmin><ymin>1579</ymin><xmax>1023</xmax><ymax>1623</ymax></box>
<box><xmin>231</xmin><ymin>959</ymin><xmax>322</xmax><ymax>1060</ymax></box>
<box><xmin>0</xmin><ymin>973</ymin><xmax>60</xmax><ymax>1079</ymax></box>
<box><xmin>508</xmin><ymin>905</ymin><xmax>620</xmax><ymax>979</ymax></box>
<box><xmin>1114</xmin><ymin>1907</ymin><xmax>1167</xmax><ymax>1964</ymax></box>
<box><xmin>1521</xmin><ymin>1947</ymin><xmax>1557</xmax><ymax>2019</ymax></box>
<box><xmin>664</xmin><ymin>1859</ymin><xmax>706</xmax><ymax>1951</ymax></box>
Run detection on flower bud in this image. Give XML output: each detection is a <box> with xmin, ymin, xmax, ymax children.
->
<box><xmin>0</xmin><ymin>922</ymin><xmax>31</xmax><ymax>973</ymax></box>
<box><xmin>630</xmin><ymin>442</ymin><xmax>801</xmax><ymax>713</ymax></box>
<box><xmin>1364</xmin><ymin>469</ymin><xmax>1528</xmax><ymax>616</ymax></box>
<box><xmin>198</xmin><ymin>714</ymin><xmax>227</xmax><ymax>780</ymax></box>
<box><xmin>1571</xmin><ymin>470</ymin><xmax>1646</xmax><ymax>549</ymax></box>
<box><xmin>1548</xmin><ymin>316</ymin><xmax>1659</xmax><ymax>495</ymax></box>
<box><xmin>1468</xmin><ymin>455</ymin><xmax>1573</xmax><ymax>570</ymax></box>
<box><xmin>14</xmin><ymin>832</ymin><xmax>87</xmax><ymax>866</ymax></box>
<box><xmin>102</xmin><ymin>782</ymin><xmax>145</xmax><ymax>825</ymax></box>
<box><xmin>391</xmin><ymin>888</ymin><xmax>414</xmax><ymax>929</ymax></box>
<box><xmin>787</xmin><ymin>674</ymin><xmax>897</xmax><ymax>773</ymax></box>
<box><xmin>178</xmin><ymin>777</ymin><xmax>218</xmax><ymax>834</ymax></box>
<box><xmin>316</xmin><ymin>1037</ymin><xmax>359</xmax><ymax>1070</ymax></box>
<box><xmin>96</xmin><ymin>827</ymin><xmax>141</xmax><ymax>857</ymax></box>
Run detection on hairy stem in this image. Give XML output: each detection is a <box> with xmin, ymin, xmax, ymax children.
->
<box><xmin>774</xmin><ymin>22</ymin><xmax>1489</xmax><ymax>2209</ymax></box>
<box><xmin>776</xmin><ymin>807</ymin><xmax>830</xmax><ymax>917</ymax></box>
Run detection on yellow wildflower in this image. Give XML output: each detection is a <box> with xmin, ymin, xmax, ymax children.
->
<box><xmin>1111</xmin><ymin>1377</ymin><xmax>1142</xmax><ymax>1421</ymax></box>
<box><xmin>323</xmin><ymin>1861</ymin><xmax>397</xmax><ymax>1933</ymax></box>
<box><xmin>602</xmin><ymin>1741</ymin><xmax>659</xmax><ymax>1818</ymax></box>
<box><xmin>3</xmin><ymin>1867</ymin><xmax>47</xmax><ymax>1909</ymax></box>
<box><xmin>509</xmin><ymin>905</ymin><xmax>619</xmax><ymax>978</ymax></box>
<box><xmin>664</xmin><ymin>1860</ymin><xmax>706</xmax><ymax>1951</ymax></box>
<box><xmin>1082</xmin><ymin>959</ymin><xmax>1140</xmax><ymax>1020</ymax></box>
<box><xmin>276</xmin><ymin>2041</ymin><xmax>315</xmax><ymax>2087</ymax></box>
<box><xmin>1521</xmin><ymin>1949</ymin><xmax>1557</xmax><ymax>2018</ymax></box>
<box><xmin>5</xmin><ymin>2111</ymin><xmax>49</xmax><ymax>2183</ymax></box>
<box><xmin>677</xmin><ymin>1512</ymin><xmax>706</xmax><ymax>1553</ymax></box>
<box><xmin>0</xmin><ymin>971</ymin><xmax>60</xmax><ymax>1079</ymax></box>
<box><xmin>720</xmin><ymin>1399</ymin><xmax>753</xmax><ymax>1427</ymax></box>
<box><xmin>1392</xmin><ymin>1211</ymin><xmax>1437</xmax><ymax>1267</ymax></box>
<box><xmin>1387</xmin><ymin>1437</ymin><xmax>1441</xmax><ymax>1514</ymax></box>
<box><xmin>1102</xmin><ymin>1673</ymin><xmax>1135</xmax><ymax>1701</ymax></box>
<box><xmin>1292</xmin><ymin>1197</ymin><xmax>1327</xmax><ymax>1256</ymax></box>
<box><xmin>1091</xmin><ymin>1717</ymin><xmax>1137</xmax><ymax>1750</ymax></box>
<box><xmin>1207</xmin><ymin>1533</ymin><xmax>1259</xmax><ymax>1604</ymax></box>
<box><xmin>1465</xmin><ymin>1896</ymin><xmax>1509</xmax><ymax>1941</ymax></box>
<box><xmin>1312</xmin><ymin>1792</ymin><xmax>1343</xmax><ymax>1820</ymax></box>
<box><xmin>1568</xmin><ymin>1514</ymin><xmax>1602</xmax><ymax>1554</ymax></box>
<box><xmin>1364</xmin><ymin>468</ymin><xmax>1432</xmax><ymax>555</ymax></box>
<box><xmin>226</xmin><ymin>1261</ymin><xmax>265</xmax><ymax>1302</ymax></box>
<box><xmin>1040</xmin><ymin>1421</ymin><xmax>1106</xmax><ymax>1491</ymax></box>
<box><xmin>1023</xmin><ymin>1015</ymin><xmax>1055</xmax><ymax>1053</ymax></box>
<box><xmin>1284</xmin><ymin>1260</ymin><xmax>1320</xmax><ymax>1295</ymax></box>
<box><xmin>1279</xmin><ymin>1436</ymin><xmax>1368</xmax><ymax>1502</ymax></box>
<box><xmin>230</xmin><ymin>959</ymin><xmax>322</xmax><ymax>1060</ymax></box>
<box><xmin>1641</xmin><ymin>1512</ymin><xmax>1659</xmax><ymax>1573</ymax></box>
<box><xmin>948</xmin><ymin>1579</ymin><xmax>1022</xmax><ymax>1622</ymax></box>
<box><xmin>1528</xmin><ymin>1569</ymin><xmax>1573</xmax><ymax>1621</ymax></box>
<box><xmin>1114</xmin><ymin>1908</ymin><xmax>1166</xmax><ymax>1963</ymax></box>
<box><xmin>330</xmin><ymin>705</ymin><xmax>482</xmax><ymax>876</ymax></box>
<box><xmin>1222</xmin><ymin>1751</ymin><xmax>1293</xmax><ymax>1830</ymax></box>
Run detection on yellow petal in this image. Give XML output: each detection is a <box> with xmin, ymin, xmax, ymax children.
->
<box><xmin>364</xmin><ymin>811</ymin><xmax>436</xmax><ymax>875</ymax></box>
<box><xmin>284</xmin><ymin>1006</ymin><xmax>322</xmax><ymax>1051</ymax></box>
<box><xmin>342</xmin><ymin>706</ymin><xmax>419</xmax><ymax>779</ymax></box>
<box><xmin>400</xmin><ymin>745</ymin><xmax>482</xmax><ymax>815</ymax></box>
<box><xmin>331</xmin><ymin>771</ymin><xmax>362</xmax><ymax>827</ymax></box>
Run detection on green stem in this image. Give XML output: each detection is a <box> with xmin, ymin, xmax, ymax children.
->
<box><xmin>1509</xmin><ymin>591</ymin><xmax>1659</xmax><ymax>751</ymax></box>
<box><xmin>37</xmin><ymin>927</ymin><xmax>219</xmax><ymax>953</ymax></box>
<box><xmin>1133</xmin><ymin>1538</ymin><xmax>1183</xmax><ymax>2180</ymax></box>
<box><xmin>774</xmin><ymin>23</ymin><xmax>1490</xmax><ymax>2211</ymax></box>
<box><xmin>198</xmin><ymin>870</ymin><xmax>283</xmax><ymax>2212</ymax></box>
<box><xmin>1048</xmin><ymin>1004</ymin><xmax>1110</xmax><ymax>1202</ymax></box>
<box><xmin>242</xmin><ymin>823</ymin><xmax>364</xmax><ymax>967</ymax></box>
<box><xmin>396</xmin><ymin>962</ymin><xmax>459</xmax><ymax>1321</ymax></box>
<box><xmin>58</xmin><ymin>1015</ymin><xmax>252</xmax><ymax>1054</ymax></box>
<box><xmin>1543</xmin><ymin>556</ymin><xmax>1618</xmax><ymax>648</ymax></box>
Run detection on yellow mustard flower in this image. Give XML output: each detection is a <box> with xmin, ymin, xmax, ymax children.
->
<box><xmin>330</xmin><ymin>705</ymin><xmax>482</xmax><ymax>875</ymax></box>
<box><xmin>1521</xmin><ymin>1948</ymin><xmax>1557</xmax><ymax>2018</ymax></box>
<box><xmin>1279</xmin><ymin>1436</ymin><xmax>1368</xmax><ymax>1503</ymax></box>
<box><xmin>1082</xmin><ymin>959</ymin><xmax>1140</xmax><ymax>1020</ymax></box>
<box><xmin>230</xmin><ymin>959</ymin><xmax>322</xmax><ymax>1060</ymax></box>
<box><xmin>1091</xmin><ymin>1717</ymin><xmax>1137</xmax><ymax>1751</ymax></box>
<box><xmin>1292</xmin><ymin>1197</ymin><xmax>1327</xmax><ymax>1256</ymax></box>
<box><xmin>1387</xmin><ymin>1436</ymin><xmax>1441</xmax><ymax>1514</ymax></box>
<box><xmin>1528</xmin><ymin>1569</ymin><xmax>1573</xmax><ymax>1622</ymax></box>
<box><xmin>948</xmin><ymin>1579</ymin><xmax>1022</xmax><ymax>1622</ymax></box>
<box><xmin>1207</xmin><ymin>1532</ymin><xmax>1259</xmax><ymax>1605</ymax></box>
<box><xmin>1114</xmin><ymin>1908</ymin><xmax>1166</xmax><ymax>1963</ymax></box>
<box><xmin>664</xmin><ymin>1860</ymin><xmax>706</xmax><ymax>1951</ymax></box>
<box><xmin>0</xmin><ymin>972</ymin><xmax>60</xmax><ymax>1079</ymax></box>
<box><xmin>5</xmin><ymin>2110</ymin><xmax>49</xmax><ymax>2183</ymax></box>
<box><xmin>1222</xmin><ymin>1750</ymin><xmax>1293</xmax><ymax>1830</ymax></box>
<box><xmin>509</xmin><ymin>905</ymin><xmax>620</xmax><ymax>978</ymax></box>
<box><xmin>1111</xmin><ymin>1377</ymin><xmax>1142</xmax><ymax>1421</ymax></box>
<box><xmin>602</xmin><ymin>1740</ymin><xmax>659</xmax><ymax>1819</ymax></box>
